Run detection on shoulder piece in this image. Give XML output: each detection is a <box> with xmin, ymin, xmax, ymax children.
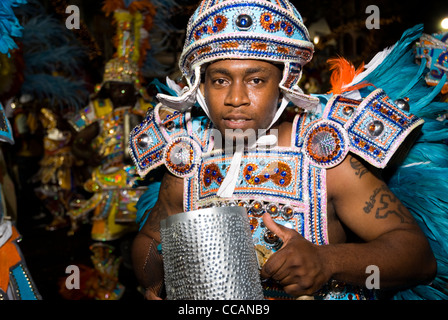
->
<box><xmin>300</xmin><ymin>89</ymin><xmax>424</xmax><ymax>169</ymax></box>
<box><xmin>128</xmin><ymin>103</ymin><xmax>213</xmax><ymax>178</ymax></box>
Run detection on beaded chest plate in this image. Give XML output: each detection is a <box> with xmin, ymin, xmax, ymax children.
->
<box><xmin>185</xmin><ymin>146</ymin><xmax>329</xmax><ymax>248</ymax></box>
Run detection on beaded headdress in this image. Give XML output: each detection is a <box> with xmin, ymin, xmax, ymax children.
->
<box><xmin>415</xmin><ymin>32</ymin><xmax>448</xmax><ymax>94</ymax></box>
<box><xmin>157</xmin><ymin>0</ymin><xmax>320</xmax><ymax>116</ymax></box>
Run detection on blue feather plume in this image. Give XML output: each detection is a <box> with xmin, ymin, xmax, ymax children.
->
<box><xmin>0</xmin><ymin>0</ymin><xmax>26</xmax><ymax>55</ymax></box>
<box><xmin>356</xmin><ymin>24</ymin><xmax>448</xmax><ymax>300</ymax></box>
<box><xmin>16</xmin><ymin>1</ymin><xmax>90</xmax><ymax>111</ymax></box>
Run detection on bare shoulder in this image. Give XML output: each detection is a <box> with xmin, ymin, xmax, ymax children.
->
<box><xmin>326</xmin><ymin>154</ymin><xmax>383</xmax><ymax>199</ymax></box>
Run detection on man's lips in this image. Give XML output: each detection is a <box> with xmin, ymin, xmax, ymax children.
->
<box><xmin>222</xmin><ymin>115</ymin><xmax>252</xmax><ymax>129</ymax></box>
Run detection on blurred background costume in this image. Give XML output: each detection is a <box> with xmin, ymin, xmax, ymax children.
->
<box><xmin>6</xmin><ymin>0</ymin><xmax>92</xmax><ymax>231</ymax></box>
<box><xmin>32</xmin><ymin>108</ymin><xmax>81</xmax><ymax>231</ymax></box>
<box><xmin>0</xmin><ymin>103</ymin><xmax>40</xmax><ymax>300</ymax></box>
<box><xmin>0</xmin><ymin>0</ymin><xmax>41</xmax><ymax>300</ymax></box>
<box><xmin>129</xmin><ymin>0</ymin><xmax>448</xmax><ymax>300</ymax></box>
<box><xmin>67</xmin><ymin>0</ymin><xmax>155</xmax><ymax>242</ymax></box>
<box><xmin>63</xmin><ymin>0</ymin><xmax>160</xmax><ymax>300</ymax></box>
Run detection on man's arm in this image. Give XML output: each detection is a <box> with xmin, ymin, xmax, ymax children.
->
<box><xmin>131</xmin><ymin>171</ymin><xmax>184</xmax><ymax>299</ymax></box>
<box><xmin>261</xmin><ymin>155</ymin><xmax>436</xmax><ymax>297</ymax></box>
<box><xmin>326</xmin><ymin>155</ymin><xmax>436</xmax><ymax>288</ymax></box>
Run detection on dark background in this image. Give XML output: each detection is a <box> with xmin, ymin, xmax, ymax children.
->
<box><xmin>7</xmin><ymin>0</ymin><xmax>448</xmax><ymax>300</ymax></box>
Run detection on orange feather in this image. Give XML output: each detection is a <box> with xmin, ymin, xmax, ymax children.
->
<box><xmin>327</xmin><ymin>57</ymin><xmax>370</xmax><ymax>95</ymax></box>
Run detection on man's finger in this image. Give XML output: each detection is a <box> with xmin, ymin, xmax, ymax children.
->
<box><xmin>262</xmin><ymin>212</ymin><xmax>295</xmax><ymax>242</ymax></box>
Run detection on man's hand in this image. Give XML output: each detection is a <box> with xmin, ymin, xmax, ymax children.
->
<box><xmin>144</xmin><ymin>289</ymin><xmax>163</xmax><ymax>300</ymax></box>
<box><xmin>260</xmin><ymin>213</ymin><xmax>332</xmax><ymax>297</ymax></box>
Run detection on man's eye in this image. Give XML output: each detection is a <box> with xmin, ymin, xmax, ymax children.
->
<box><xmin>213</xmin><ymin>79</ymin><xmax>227</xmax><ymax>85</ymax></box>
<box><xmin>251</xmin><ymin>78</ymin><xmax>264</xmax><ymax>85</ymax></box>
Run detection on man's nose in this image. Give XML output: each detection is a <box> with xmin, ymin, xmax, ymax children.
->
<box><xmin>224</xmin><ymin>82</ymin><xmax>250</xmax><ymax>108</ymax></box>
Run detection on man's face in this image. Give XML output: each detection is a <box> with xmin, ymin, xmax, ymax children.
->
<box><xmin>201</xmin><ymin>59</ymin><xmax>282</xmax><ymax>144</ymax></box>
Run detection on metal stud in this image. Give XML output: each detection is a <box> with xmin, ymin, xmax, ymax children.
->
<box><xmin>394</xmin><ymin>98</ymin><xmax>410</xmax><ymax>112</ymax></box>
<box><xmin>235</xmin><ymin>14</ymin><xmax>253</xmax><ymax>30</ymax></box>
<box><xmin>137</xmin><ymin>133</ymin><xmax>151</xmax><ymax>149</ymax></box>
<box><xmin>281</xmin><ymin>205</ymin><xmax>294</xmax><ymax>220</ymax></box>
<box><xmin>368</xmin><ymin>120</ymin><xmax>384</xmax><ymax>137</ymax></box>
<box><xmin>165</xmin><ymin>121</ymin><xmax>175</xmax><ymax>131</ymax></box>
<box><xmin>267</xmin><ymin>204</ymin><xmax>279</xmax><ymax>217</ymax></box>
<box><xmin>263</xmin><ymin>229</ymin><xmax>283</xmax><ymax>249</ymax></box>
<box><xmin>342</xmin><ymin>106</ymin><xmax>354</xmax><ymax>116</ymax></box>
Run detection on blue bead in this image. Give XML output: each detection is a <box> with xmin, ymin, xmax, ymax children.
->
<box><xmin>264</xmin><ymin>174</ymin><xmax>270</xmax><ymax>179</ymax></box>
<box><xmin>217</xmin><ymin>177</ymin><xmax>222</xmax><ymax>183</ymax></box>
<box><xmin>247</xmin><ymin>165</ymin><xmax>253</xmax><ymax>171</ymax></box>
<box><xmin>281</xmin><ymin>171</ymin><xmax>287</xmax><ymax>177</ymax></box>
<box><xmin>212</xmin><ymin>26</ymin><xmax>218</xmax><ymax>32</ymax></box>
<box><xmin>245</xmin><ymin>174</ymin><xmax>251</xmax><ymax>180</ymax></box>
<box><xmin>216</xmin><ymin>17</ymin><xmax>222</xmax><ymax>24</ymax></box>
<box><xmin>279</xmin><ymin>179</ymin><xmax>285</xmax><ymax>185</ymax></box>
<box><xmin>212</xmin><ymin>170</ymin><xmax>217</xmax><ymax>176</ymax></box>
<box><xmin>205</xmin><ymin>178</ymin><xmax>211</xmax><ymax>184</ymax></box>
<box><xmin>206</xmin><ymin>168</ymin><xmax>210</xmax><ymax>174</ymax></box>
<box><xmin>254</xmin><ymin>177</ymin><xmax>260</xmax><ymax>183</ymax></box>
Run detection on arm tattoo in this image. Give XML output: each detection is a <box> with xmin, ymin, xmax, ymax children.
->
<box><xmin>363</xmin><ymin>184</ymin><xmax>416</xmax><ymax>224</ymax></box>
<box><xmin>349</xmin><ymin>157</ymin><xmax>369</xmax><ymax>179</ymax></box>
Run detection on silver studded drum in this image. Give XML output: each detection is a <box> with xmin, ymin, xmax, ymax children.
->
<box><xmin>160</xmin><ymin>206</ymin><xmax>264</xmax><ymax>300</ymax></box>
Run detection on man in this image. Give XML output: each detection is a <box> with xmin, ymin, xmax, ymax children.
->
<box><xmin>129</xmin><ymin>0</ymin><xmax>436</xmax><ymax>300</ymax></box>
